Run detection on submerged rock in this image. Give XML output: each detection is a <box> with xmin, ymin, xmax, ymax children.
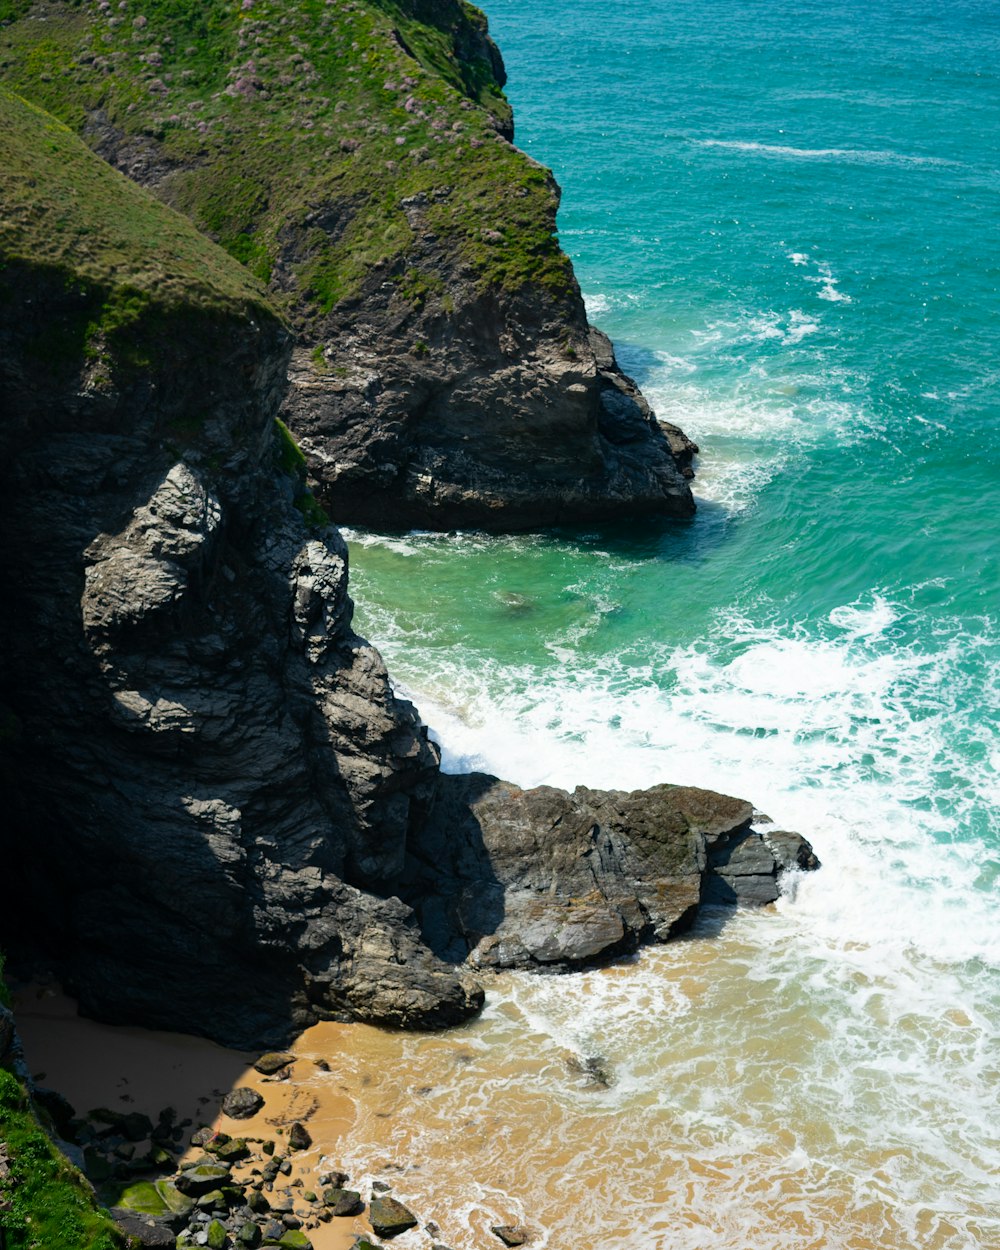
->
<box><xmin>491</xmin><ymin>1227</ymin><xmax>529</xmax><ymax>1247</ymax></box>
<box><xmin>565</xmin><ymin>1054</ymin><xmax>615</xmax><ymax>1089</ymax></box>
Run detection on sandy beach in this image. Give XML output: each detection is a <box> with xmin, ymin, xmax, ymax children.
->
<box><xmin>12</xmin><ymin>984</ymin><xmax>367</xmax><ymax>1250</ymax></box>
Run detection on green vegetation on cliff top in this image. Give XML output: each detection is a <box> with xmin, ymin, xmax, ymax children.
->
<box><xmin>0</xmin><ymin>0</ymin><xmax>572</xmax><ymax>324</ymax></box>
<box><xmin>0</xmin><ymin>85</ymin><xmax>274</xmax><ymax>317</ymax></box>
<box><xmin>0</xmin><ymin>84</ymin><xmax>282</xmax><ymax>378</ymax></box>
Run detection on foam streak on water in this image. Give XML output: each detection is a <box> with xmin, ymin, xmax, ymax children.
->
<box><xmin>334</xmin><ymin>0</ymin><xmax>1000</xmax><ymax>1244</ymax></box>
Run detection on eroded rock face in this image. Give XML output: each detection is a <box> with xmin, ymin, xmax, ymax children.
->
<box><xmin>0</xmin><ymin>94</ymin><xmax>812</xmax><ymax>1052</ymax></box>
<box><xmin>286</xmin><ymin>281</ymin><xmax>698</xmax><ymax>532</ymax></box>
<box><xmin>399</xmin><ymin>775</ymin><xmax>816</xmax><ymax>971</ymax></box>
<box><xmin>1</xmin><ymin>0</ymin><xmax>697</xmax><ymax>534</ymax></box>
<box><xmin>0</xmin><ymin>260</ymin><xmax>480</xmax><ymax>1044</ymax></box>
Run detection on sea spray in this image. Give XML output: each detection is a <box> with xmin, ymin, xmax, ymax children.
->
<box><xmin>337</xmin><ymin>0</ymin><xmax>1000</xmax><ymax>1243</ymax></box>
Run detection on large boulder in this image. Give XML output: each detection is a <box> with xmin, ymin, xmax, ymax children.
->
<box><xmin>400</xmin><ymin>775</ymin><xmax>817</xmax><ymax>971</ymax></box>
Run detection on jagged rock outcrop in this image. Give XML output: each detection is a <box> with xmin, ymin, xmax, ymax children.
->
<box><xmin>0</xmin><ymin>0</ymin><xmax>697</xmax><ymax>531</ymax></box>
<box><xmin>0</xmin><ymin>88</ymin><xmax>480</xmax><ymax>1045</ymax></box>
<box><xmin>401</xmin><ymin>776</ymin><xmax>815</xmax><ymax>968</ymax></box>
<box><xmin>0</xmin><ymin>91</ymin><xmax>814</xmax><ymax>1052</ymax></box>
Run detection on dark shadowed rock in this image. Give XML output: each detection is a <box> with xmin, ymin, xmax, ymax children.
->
<box><xmin>287</xmin><ymin>1121</ymin><xmax>312</xmax><ymax>1151</ymax></box>
<box><xmin>0</xmin><ymin>92</ymin><xmax>817</xmax><ymax>1056</ymax></box>
<box><xmin>0</xmin><ymin>1006</ymin><xmax>14</xmax><ymax>1067</ymax></box>
<box><xmin>89</xmin><ymin>1108</ymin><xmax>155</xmax><ymax>1142</ymax></box>
<box><xmin>110</xmin><ymin>1209</ymin><xmax>177</xmax><ymax>1248</ymax></box>
<box><xmin>254</xmin><ymin>1052</ymin><xmax>296</xmax><ymax>1076</ymax></box>
<box><xmin>33</xmin><ymin>1086</ymin><xmax>77</xmax><ymax>1139</ymax></box>
<box><xmin>0</xmin><ymin>89</ymin><xmax>481</xmax><ymax>1049</ymax></box>
<box><xmin>222</xmin><ymin>1089</ymin><xmax>265</xmax><ymax>1121</ymax></box>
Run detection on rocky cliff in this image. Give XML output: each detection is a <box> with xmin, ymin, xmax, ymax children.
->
<box><xmin>0</xmin><ymin>87</ymin><xmax>479</xmax><ymax>1046</ymax></box>
<box><xmin>1</xmin><ymin>90</ymin><xmax>813</xmax><ymax>1052</ymax></box>
<box><xmin>0</xmin><ymin>0</ymin><xmax>697</xmax><ymax>530</ymax></box>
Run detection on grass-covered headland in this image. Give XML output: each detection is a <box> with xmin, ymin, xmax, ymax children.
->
<box><xmin>0</xmin><ymin>0</ymin><xmax>572</xmax><ymax>329</ymax></box>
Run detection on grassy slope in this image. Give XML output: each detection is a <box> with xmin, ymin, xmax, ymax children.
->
<box><xmin>0</xmin><ymin>0</ymin><xmax>573</xmax><ymax>331</ymax></box>
<box><xmin>0</xmin><ymin>955</ymin><xmax>124</xmax><ymax>1250</ymax></box>
<box><xmin>0</xmin><ymin>82</ymin><xmax>279</xmax><ymax>370</ymax></box>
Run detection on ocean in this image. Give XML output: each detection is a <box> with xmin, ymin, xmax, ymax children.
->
<box><xmin>332</xmin><ymin>1</ymin><xmax>1000</xmax><ymax>1246</ymax></box>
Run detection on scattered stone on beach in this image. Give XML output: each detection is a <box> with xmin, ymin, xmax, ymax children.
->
<box><xmin>275</xmin><ymin>1231</ymin><xmax>312</xmax><ymax>1249</ymax></box>
<box><xmin>491</xmin><ymin>1227</ymin><xmax>529</xmax><ymax>1247</ymax></box>
<box><xmin>565</xmin><ymin>1053</ymin><xmax>614</xmax><ymax>1088</ymax></box>
<box><xmin>206</xmin><ymin>1220</ymin><xmax>228</xmax><ymax>1250</ymax></box>
<box><xmin>369</xmin><ymin>1195</ymin><xmax>418</xmax><ymax>1238</ymax></box>
<box><xmin>110</xmin><ymin>1208</ymin><xmax>177</xmax><ymax>1247</ymax></box>
<box><xmin>254</xmin><ymin>1052</ymin><xmax>296</xmax><ymax>1076</ymax></box>
<box><xmin>89</xmin><ymin>1106</ymin><xmax>155</xmax><ymax>1141</ymax></box>
<box><xmin>287</xmin><ymin>1121</ymin><xmax>312</xmax><ymax>1151</ymax></box>
<box><xmin>222</xmin><ymin>1088</ymin><xmax>265</xmax><ymax>1119</ymax></box>
<box><xmin>322</xmin><ymin>1187</ymin><xmax>363</xmax><ymax>1216</ymax></box>
<box><xmin>212</xmin><ymin>1137</ymin><xmax>252</xmax><ymax>1163</ymax></box>
<box><xmin>174</xmin><ymin>1162</ymin><xmax>232</xmax><ymax>1196</ymax></box>
<box><xmin>190</xmin><ymin>1126</ymin><xmax>219</xmax><ymax>1148</ymax></box>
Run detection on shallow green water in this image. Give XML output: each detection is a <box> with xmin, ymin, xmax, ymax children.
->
<box><xmin>336</xmin><ymin>2</ymin><xmax>1000</xmax><ymax>1244</ymax></box>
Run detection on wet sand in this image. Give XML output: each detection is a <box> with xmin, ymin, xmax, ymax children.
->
<box><xmin>12</xmin><ymin>985</ymin><xmax>363</xmax><ymax>1250</ymax></box>
<box><xmin>12</xmin><ymin>918</ymin><xmax>996</xmax><ymax>1250</ymax></box>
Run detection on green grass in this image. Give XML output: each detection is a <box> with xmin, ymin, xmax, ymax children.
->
<box><xmin>0</xmin><ymin>84</ymin><xmax>285</xmax><ymax>397</ymax></box>
<box><xmin>0</xmin><ymin>0</ymin><xmax>574</xmax><ymax>332</ymax></box>
<box><xmin>274</xmin><ymin>419</ymin><xmax>330</xmax><ymax>531</ymax></box>
<box><xmin>274</xmin><ymin>417</ymin><xmax>308</xmax><ymax>476</ymax></box>
<box><xmin>0</xmin><ymin>87</ymin><xmax>275</xmax><ymax>322</ymax></box>
<box><xmin>0</xmin><ymin>961</ymin><xmax>123</xmax><ymax>1247</ymax></box>
<box><xmin>0</xmin><ymin>1068</ymin><xmax>125</xmax><ymax>1249</ymax></box>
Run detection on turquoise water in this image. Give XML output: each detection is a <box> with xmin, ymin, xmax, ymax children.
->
<box><xmin>336</xmin><ymin>2</ymin><xmax>1000</xmax><ymax>1245</ymax></box>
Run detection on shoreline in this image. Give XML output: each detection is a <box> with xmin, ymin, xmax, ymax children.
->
<box><xmin>12</xmin><ymin>985</ymin><xmax>367</xmax><ymax>1250</ymax></box>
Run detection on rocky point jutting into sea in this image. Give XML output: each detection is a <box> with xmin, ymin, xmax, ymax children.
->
<box><xmin>0</xmin><ymin>0</ymin><xmax>820</xmax><ymax>1245</ymax></box>
<box><xmin>0</xmin><ymin>0</ymin><xmax>697</xmax><ymax>531</ymax></box>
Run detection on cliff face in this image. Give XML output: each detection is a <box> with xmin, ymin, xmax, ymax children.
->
<box><xmin>0</xmin><ymin>89</ymin><xmax>480</xmax><ymax>1045</ymax></box>
<box><xmin>0</xmin><ymin>0</ymin><xmax>696</xmax><ymax>530</ymax></box>
<box><xmin>1</xmin><ymin>92</ymin><xmax>813</xmax><ymax>1050</ymax></box>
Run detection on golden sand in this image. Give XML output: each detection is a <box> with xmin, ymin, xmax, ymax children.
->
<box><xmin>11</xmin><ymin>924</ymin><xmax>995</xmax><ymax>1250</ymax></box>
